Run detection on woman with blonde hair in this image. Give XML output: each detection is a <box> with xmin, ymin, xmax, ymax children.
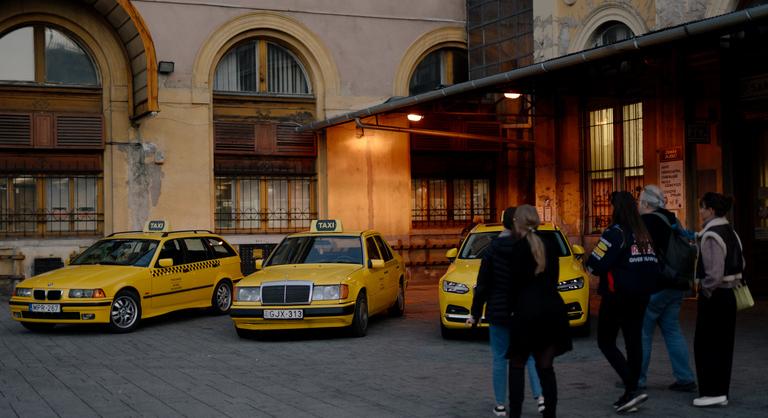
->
<box><xmin>505</xmin><ymin>205</ymin><xmax>571</xmax><ymax>417</ymax></box>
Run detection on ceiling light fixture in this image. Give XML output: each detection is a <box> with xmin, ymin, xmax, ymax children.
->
<box><xmin>504</xmin><ymin>92</ymin><xmax>521</xmax><ymax>99</ymax></box>
<box><xmin>407</xmin><ymin>113</ymin><xmax>424</xmax><ymax>122</ymax></box>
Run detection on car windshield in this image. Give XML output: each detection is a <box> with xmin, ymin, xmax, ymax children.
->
<box><xmin>71</xmin><ymin>239</ymin><xmax>159</xmax><ymax>267</ymax></box>
<box><xmin>266</xmin><ymin>236</ymin><xmax>363</xmax><ymax>266</ymax></box>
<box><xmin>459</xmin><ymin>230</ymin><xmax>571</xmax><ymax>259</ymax></box>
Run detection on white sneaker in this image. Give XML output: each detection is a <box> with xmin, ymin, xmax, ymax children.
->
<box><xmin>537</xmin><ymin>396</ymin><xmax>546</xmax><ymax>413</ymax></box>
<box><xmin>493</xmin><ymin>405</ymin><xmax>507</xmax><ymax>416</ymax></box>
<box><xmin>692</xmin><ymin>395</ymin><xmax>728</xmax><ymax>407</ymax></box>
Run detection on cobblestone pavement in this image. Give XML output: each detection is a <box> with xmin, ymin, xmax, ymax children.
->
<box><xmin>1</xmin><ymin>285</ymin><xmax>767</xmax><ymax>417</ymax></box>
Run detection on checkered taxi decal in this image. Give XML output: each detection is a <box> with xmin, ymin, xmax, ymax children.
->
<box><xmin>150</xmin><ymin>259</ymin><xmax>221</xmax><ymax>277</ymax></box>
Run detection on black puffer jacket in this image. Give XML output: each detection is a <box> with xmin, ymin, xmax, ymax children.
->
<box><xmin>470</xmin><ymin>233</ymin><xmax>560</xmax><ymax>326</ymax></box>
<box><xmin>470</xmin><ymin>234</ymin><xmax>523</xmax><ymax>326</ymax></box>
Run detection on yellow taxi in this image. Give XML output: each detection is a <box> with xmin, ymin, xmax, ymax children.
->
<box><xmin>231</xmin><ymin>220</ymin><xmax>406</xmax><ymax>338</ymax></box>
<box><xmin>9</xmin><ymin>220</ymin><xmax>242</xmax><ymax>333</ymax></box>
<box><xmin>438</xmin><ymin>223</ymin><xmax>590</xmax><ymax>338</ymax></box>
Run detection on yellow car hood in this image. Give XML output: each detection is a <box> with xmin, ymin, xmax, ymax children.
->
<box><xmin>16</xmin><ymin>265</ymin><xmax>141</xmax><ymax>289</ymax></box>
<box><xmin>240</xmin><ymin>264</ymin><xmax>364</xmax><ymax>285</ymax></box>
<box><xmin>442</xmin><ymin>259</ymin><xmax>483</xmax><ymax>285</ymax></box>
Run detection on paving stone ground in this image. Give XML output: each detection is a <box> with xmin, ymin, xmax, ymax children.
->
<box><xmin>1</xmin><ymin>284</ymin><xmax>766</xmax><ymax>417</ymax></box>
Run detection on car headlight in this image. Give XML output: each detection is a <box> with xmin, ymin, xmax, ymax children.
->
<box><xmin>557</xmin><ymin>277</ymin><xmax>584</xmax><ymax>292</ymax></box>
<box><xmin>69</xmin><ymin>289</ymin><xmax>106</xmax><ymax>298</ymax></box>
<box><xmin>14</xmin><ymin>287</ymin><xmax>32</xmax><ymax>297</ymax></box>
<box><xmin>442</xmin><ymin>280</ymin><xmax>470</xmax><ymax>294</ymax></box>
<box><xmin>312</xmin><ymin>284</ymin><xmax>349</xmax><ymax>301</ymax></box>
<box><xmin>236</xmin><ymin>286</ymin><xmax>261</xmax><ymax>302</ymax></box>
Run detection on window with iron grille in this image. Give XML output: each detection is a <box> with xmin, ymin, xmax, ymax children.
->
<box><xmin>215</xmin><ymin>176</ymin><xmax>316</xmax><ymax>233</ymax></box>
<box><xmin>586</xmin><ymin>102</ymin><xmax>644</xmax><ymax>233</ymax></box>
<box><xmin>0</xmin><ymin>174</ymin><xmax>103</xmax><ymax>237</ymax></box>
<box><xmin>412</xmin><ymin>178</ymin><xmax>493</xmax><ymax>227</ymax></box>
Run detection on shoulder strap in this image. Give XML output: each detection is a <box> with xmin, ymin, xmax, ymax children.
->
<box><xmin>649</xmin><ymin>211</ymin><xmax>673</xmax><ymax>228</ymax></box>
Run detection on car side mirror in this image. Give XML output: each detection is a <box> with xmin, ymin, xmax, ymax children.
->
<box><xmin>158</xmin><ymin>258</ymin><xmax>174</xmax><ymax>268</ymax></box>
<box><xmin>255</xmin><ymin>259</ymin><xmax>264</xmax><ymax>270</ymax></box>
<box><xmin>571</xmin><ymin>245</ymin><xmax>585</xmax><ymax>260</ymax></box>
<box><xmin>445</xmin><ymin>248</ymin><xmax>458</xmax><ymax>260</ymax></box>
<box><xmin>369</xmin><ymin>259</ymin><xmax>385</xmax><ymax>269</ymax></box>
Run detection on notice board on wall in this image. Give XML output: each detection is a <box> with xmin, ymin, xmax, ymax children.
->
<box><xmin>659</xmin><ymin>147</ymin><xmax>685</xmax><ymax>216</ymax></box>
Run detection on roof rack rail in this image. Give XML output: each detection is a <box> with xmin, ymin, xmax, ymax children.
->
<box><xmin>161</xmin><ymin>229</ymin><xmax>214</xmax><ymax>237</ymax></box>
<box><xmin>107</xmin><ymin>230</ymin><xmax>144</xmax><ymax>237</ymax></box>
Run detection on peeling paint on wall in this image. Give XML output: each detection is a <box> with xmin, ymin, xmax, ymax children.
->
<box><xmin>118</xmin><ymin>142</ymin><xmax>164</xmax><ymax>230</ymax></box>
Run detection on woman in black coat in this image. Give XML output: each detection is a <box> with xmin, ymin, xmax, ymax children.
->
<box><xmin>470</xmin><ymin>205</ymin><xmax>570</xmax><ymax>418</ymax></box>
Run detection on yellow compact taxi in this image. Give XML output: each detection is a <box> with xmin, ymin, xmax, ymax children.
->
<box><xmin>438</xmin><ymin>223</ymin><xmax>591</xmax><ymax>338</ymax></box>
<box><xmin>9</xmin><ymin>221</ymin><xmax>242</xmax><ymax>333</ymax></box>
<box><xmin>231</xmin><ymin>220</ymin><xmax>406</xmax><ymax>338</ymax></box>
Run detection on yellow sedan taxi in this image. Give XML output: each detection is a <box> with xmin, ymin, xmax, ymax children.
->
<box><xmin>439</xmin><ymin>223</ymin><xmax>590</xmax><ymax>338</ymax></box>
<box><xmin>9</xmin><ymin>221</ymin><xmax>242</xmax><ymax>333</ymax></box>
<box><xmin>231</xmin><ymin>220</ymin><xmax>406</xmax><ymax>338</ymax></box>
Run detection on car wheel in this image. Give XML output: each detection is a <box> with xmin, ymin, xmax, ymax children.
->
<box><xmin>388</xmin><ymin>281</ymin><xmax>405</xmax><ymax>317</ymax></box>
<box><xmin>211</xmin><ymin>280</ymin><xmax>232</xmax><ymax>315</ymax></box>
<box><xmin>21</xmin><ymin>322</ymin><xmax>55</xmax><ymax>333</ymax></box>
<box><xmin>108</xmin><ymin>290</ymin><xmax>141</xmax><ymax>333</ymax></box>
<box><xmin>349</xmin><ymin>291</ymin><xmax>368</xmax><ymax>337</ymax></box>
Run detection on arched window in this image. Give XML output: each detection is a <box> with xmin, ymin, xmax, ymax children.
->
<box><xmin>590</xmin><ymin>22</ymin><xmax>634</xmax><ymax>48</ymax></box>
<box><xmin>409</xmin><ymin>47</ymin><xmax>468</xmax><ymax>95</ymax></box>
<box><xmin>0</xmin><ymin>25</ymin><xmax>99</xmax><ymax>86</ymax></box>
<box><xmin>212</xmin><ymin>37</ymin><xmax>317</xmax><ymax>234</ymax></box>
<box><xmin>214</xmin><ymin>39</ymin><xmax>311</xmax><ymax>96</ymax></box>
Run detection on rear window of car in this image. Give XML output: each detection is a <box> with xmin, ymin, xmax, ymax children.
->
<box><xmin>459</xmin><ymin>230</ymin><xmax>570</xmax><ymax>259</ymax></box>
<box><xmin>206</xmin><ymin>237</ymin><xmax>237</xmax><ymax>258</ymax></box>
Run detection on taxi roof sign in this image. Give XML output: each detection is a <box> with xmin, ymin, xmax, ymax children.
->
<box><xmin>144</xmin><ymin>220</ymin><xmax>171</xmax><ymax>233</ymax></box>
<box><xmin>311</xmin><ymin>219</ymin><xmax>343</xmax><ymax>233</ymax></box>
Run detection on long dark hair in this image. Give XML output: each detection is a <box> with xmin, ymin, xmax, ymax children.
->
<box><xmin>611</xmin><ymin>191</ymin><xmax>653</xmax><ymax>253</ymax></box>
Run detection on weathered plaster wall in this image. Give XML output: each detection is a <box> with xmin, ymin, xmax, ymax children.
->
<box><xmin>325</xmin><ymin>116</ymin><xmax>411</xmax><ymax>237</ymax></box>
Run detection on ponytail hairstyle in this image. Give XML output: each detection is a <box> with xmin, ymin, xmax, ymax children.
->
<box><xmin>513</xmin><ymin>205</ymin><xmax>546</xmax><ymax>274</ymax></box>
<box><xmin>699</xmin><ymin>192</ymin><xmax>733</xmax><ymax>217</ymax></box>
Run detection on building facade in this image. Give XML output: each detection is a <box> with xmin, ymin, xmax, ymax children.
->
<box><xmin>2</xmin><ymin>1</ymin><xmax>765</xmax><ymax>294</ymax></box>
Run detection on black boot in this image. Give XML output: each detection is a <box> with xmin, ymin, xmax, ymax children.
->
<box><xmin>537</xmin><ymin>367</ymin><xmax>557</xmax><ymax>418</ymax></box>
<box><xmin>508</xmin><ymin>366</ymin><xmax>524</xmax><ymax>418</ymax></box>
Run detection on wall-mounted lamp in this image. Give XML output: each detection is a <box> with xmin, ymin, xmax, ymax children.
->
<box><xmin>504</xmin><ymin>92</ymin><xmax>521</xmax><ymax>99</ymax></box>
<box><xmin>407</xmin><ymin>113</ymin><xmax>424</xmax><ymax>122</ymax></box>
<box><xmin>158</xmin><ymin>61</ymin><xmax>175</xmax><ymax>74</ymax></box>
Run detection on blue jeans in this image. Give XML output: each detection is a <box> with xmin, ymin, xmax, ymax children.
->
<box><xmin>640</xmin><ymin>289</ymin><xmax>695</xmax><ymax>386</ymax></box>
<box><xmin>489</xmin><ymin>324</ymin><xmax>542</xmax><ymax>404</ymax></box>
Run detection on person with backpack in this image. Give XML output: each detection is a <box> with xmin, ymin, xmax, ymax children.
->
<box><xmin>586</xmin><ymin>191</ymin><xmax>661</xmax><ymax>413</ymax></box>
<box><xmin>693</xmin><ymin>192</ymin><xmax>745</xmax><ymax>407</ymax></box>
<box><xmin>637</xmin><ymin>185</ymin><xmax>697</xmax><ymax>393</ymax></box>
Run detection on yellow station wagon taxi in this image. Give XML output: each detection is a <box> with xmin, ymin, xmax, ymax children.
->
<box><xmin>9</xmin><ymin>221</ymin><xmax>242</xmax><ymax>333</ymax></box>
<box><xmin>438</xmin><ymin>223</ymin><xmax>591</xmax><ymax>338</ymax></box>
<box><xmin>231</xmin><ymin>220</ymin><xmax>406</xmax><ymax>338</ymax></box>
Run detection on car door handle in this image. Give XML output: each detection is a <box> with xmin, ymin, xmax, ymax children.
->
<box><xmin>182</xmin><ymin>268</ymin><xmax>190</xmax><ymax>273</ymax></box>
<box><xmin>384</xmin><ymin>270</ymin><xmax>389</xmax><ymax>274</ymax></box>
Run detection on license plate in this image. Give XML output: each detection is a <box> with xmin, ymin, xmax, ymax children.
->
<box><xmin>263</xmin><ymin>309</ymin><xmax>303</xmax><ymax>319</ymax></box>
<box><xmin>30</xmin><ymin>304</ymin><xmax>61</xmax><ymax>313</ymax></box>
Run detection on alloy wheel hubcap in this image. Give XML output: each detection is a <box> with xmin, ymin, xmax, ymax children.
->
<box><xmin>111</xmin><ymin>296</ymin><xmax>137</xmax><ymax>328</ymax></box>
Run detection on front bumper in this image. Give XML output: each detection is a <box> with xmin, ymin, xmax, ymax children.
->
<box><xmin>230</xmin><ymin>303</ymin><xmax>356</xmax><ymax>330</ymax></box>
<box><xmin>9</xmin><ymin>299</ymin><xmax>112</xmax><ymax>324</ymax></box>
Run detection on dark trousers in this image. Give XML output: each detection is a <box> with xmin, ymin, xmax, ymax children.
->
<box><xmin>509</xmin><ymin>345</ymin><xmax>557</xmax><ymax>418</ymax></box>
<box><xmin>694</xmin><ymin>288</ymin><xmax>736</xmax><ymax>397</ymax></box>
<box><xmin>597</xmin><ymin>293</ymin><xmax>649</xmax><ymax>393</ymax></box>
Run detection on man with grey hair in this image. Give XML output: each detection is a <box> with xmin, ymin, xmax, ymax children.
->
<box><xmin>637</xmin><ymin>184</ymin><xmax>697</xmax><ymax>392</ymax></box>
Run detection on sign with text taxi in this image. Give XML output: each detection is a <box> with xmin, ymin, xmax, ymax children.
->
<box><xmin>311</xmin><ymin>219</ymin><xmax>342</xmax><ymax>232</ymax></box>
